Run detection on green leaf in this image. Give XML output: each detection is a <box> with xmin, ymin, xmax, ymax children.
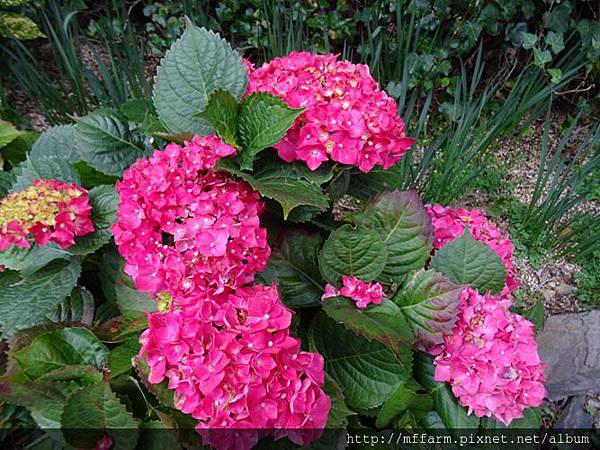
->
<box><xmin>376</xmin><ymin>379</ymin><xmax>433</xmax><ymax>427</ymax></box>
<box><xmin>548</xmin><ymin>67</ymin><xmax>562</xmax><ymax>84</ymax></box>
<box><xmin>94</xmin><ymin>315</ymin><xmax>148</xmax><ymax>344</ymax></box>
<box><xmin>346</xmin><ymin>166</ymin><xmax>404</xmax><ymax>200</ymax></box>
<box><xmin>520</xmin><ymin>32</ymin><xmax>538</xmax><ymax>49</ymax></box>
<box><xmin>68</xmin><ymin>184</ymin><xmax>118</xmax><ymax>256</ymax></box>
<box><xmin>61</xmin><ymin>382</ymin><xmax>139</xmax><ymax>450</ymax></box>
<box><xmin>10</xmin><ymin>125</ymin><xmax>80</xmax><ymax>191</ymax></box>
<box><xmin>138</xmin><ymin>420</ymin><xmax>179</xmax><ymax>450</ymax></box>
<box><xmin>0</xmin><ymin>170</ymin><xmax>14</xmax><ymax>196</ymax></box>
<box><xmin>0</xmin><ymin>119</ymin><xmax>23</xmax><ymax>148</ymax></box>
<box><xmin>217</xmin><ymin>156</ymin><xmax>329</xmax><ymax>219</ymax></box>
<box><xmin>355</xmin><ymin>190</ymin><xmax>433</xmax><ymax>284</ymax></box>
<box><xmin>546</xmin><ymin>31</ymin><xmax>565</xmax><ymax>54</ymax></box>
<box><xmin>394</xmin><ymin>270</ymin><xmax>462</xmax><ymax>348</ymax></box>
<box><xmin>1</xmin><ymin>131</ymin><xmax>37</xmax><ymax>165</ymax></box>
<box><xmin>324</xmin><ymin>375</ymin><xmax>355</xmax><ymax>428</ymax></box>
<box><xmin>259</xmin><ymin>233</ymin><xmax>324</xmax><ymax>308</ymax></box>
<box><xmin>533</xmin><ymin>47</ymin><xmax>552</xmax><ymax>68</ymax></box>
<box><xmin>108</xmin><ymin>336</ymin><xmax>141</xmax><ymax>379</ymax></box>
<box><xmin>37</xmin><ymin>365</ymin><xmax>103</xmax><ymax>386</ymax></box>
<box><xmin>153</xmin><ymin>19</ymin><xmax>247</xmax><ymax>135</ymax></box>
<box><xmin>133</xmin><ymin>357</ymin><xmax>174</xmax><ymax>408</ymax></box>
<box><xmin>321</xmin><ymin>296</ymin><xmax>414</xmax><ymax>356</ymax></box>
<box><xmin>376</xmin><ymin>384</ymin><xmax>417</xmax><ymax>428</ymax></box>
<box><xmin>0</xmin><ymin>244</ymin><xmax>70</xmax><ymax>277</ymax></box>
<box><xmin>99</xmin><ymin>246</ymin><xmax>156</xmax><ymax>320</ymax></box>
<box><xmin>48</xmin><ymin>286</ymin><xmax>95</xmax><ymax>325</ymax></box>
<box><xmin>74</xmin><ymin>161</ymin><xmax>119</xmax><ymax>189</ymax></box>
<box><xmin>75</xmin><ymin>112</ymin><xmax>145</xmax><ymax>176</ymax></box>
<box><xmin>309</xmin><ymin>313</ymin><xmax>412</xmax><ymax>410</ymax></box>
<box><xmin>11</xmin><ymin>327</ymin><xmax>109</xmax><ymax>379</ymax></box>
<box><xmin>413</xmin><ymin>352</ymin><xmax>480</xmax><ymax>431</ymax></box>
<box><xmin>0</xmin><ymin>269</ymin><xmax>20</xmax><ymax>288</ymax></box>
<box><xmin>543</xmin><ymin>4</ymin><xmax>571</xmax><ymax>33</ymax></box>
<box><xmin>520</xmin><ymin>301</ymin><xmax>545</xmax><ymax>332</ymax></box>
<box><xmin>0</xmin><ymin>260</ymin><xmax>81</xmax><ymax>338</ymax></box>
<box><xmin>150</xmin><ymin>131</ymin><xmax>194</xmax><ymax>145</ymax></box>
<box><xmin>319</xmin><ymin>224</ymin><xmax>388</xmax><ymax>285</ymax></box>
<box><xmin>237</xmin><ymin>93</ymin><xmax>304</xmax><ymax>170</ymax></box>
<box><xmin>29</xmin><ymin>124</ymin><xmax>79</xmax><ymax>164</ymax></box>
<box><xmin>120</xmin><ymin>98</ymin><xmax>157</xmax><ymax>124</ymax></box>
<box><xmin>11</xmin><ymin>156</ymin><xmax>79</xmax><ymax>193</ymax></box>
<box><xmin>420</xmin><ymin>411</ymin><xmax>447</xmax><ymax>429</ymax></box>
<box><xmin>196</xmin><ymin>90</ymin><xmax>239</xmax><ymax>147</ymax></box>
<box><xmin>285</xmin><ymin>205</ymin><xmax>324</xmax><ymax>224</ymax></box>
<box><xmin>430</xmin><ymin>227</ymin><xmax>506</xmax><ymax>295</ymax></box>
<box><xmin>0</xmin><ymin>378</ymin><xmax>79</xmax><ymax>428</ymax></box>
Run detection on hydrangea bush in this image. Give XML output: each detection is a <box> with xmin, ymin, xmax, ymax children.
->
<box><xmin>0</xmin><ymin>19</ymin><xmax>546</xmax><ymax>450</ymax></box>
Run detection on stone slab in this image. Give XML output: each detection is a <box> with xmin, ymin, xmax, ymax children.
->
<box><xmin>554</xmin><ymin>396</ymin><xmax>594</xmax><ymax>429</ymax></box>
<box><xmin>537</xmin><ymin>310</ymin><xmax>600</xmax><ymax>400</ymax></box>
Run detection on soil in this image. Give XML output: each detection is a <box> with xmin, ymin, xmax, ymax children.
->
<box><xmin>5</xmin><ymin>86</ymin><xmax>49</xmax><ymax>133</ymax></box>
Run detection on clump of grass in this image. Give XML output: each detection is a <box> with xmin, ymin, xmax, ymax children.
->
<box><xmin>519</xmin><ymin>107</ymin><xmax>600</xmax><ymax>261</ymax></box>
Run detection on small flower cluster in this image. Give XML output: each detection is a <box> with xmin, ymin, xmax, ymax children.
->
<box><xmin>0</xmin><ymin>179</ymin><xmax>94</xmax><ymax>251</ymax></box>
<box><xmin>426</xmin><ymin>204</ymin><xmax>519</xmax><ymax>296</ymax></box>
<box><xmin>112</xmin><ymin>135</ymin><xmax>271</xmax><ymax>298</ymax></box>
<box><xmin>433</xmin><ymin>288</ymin><xmax>546</xmax><ymax>425</ymax></box>
<box><xmin>141</xmin><ymin>285</ymin><xmax>330</xmax><ymax>450</ymax></box>
<box><xmin>322</xmin><ymin>275</ymin><xmax>385</xmax><ymax>309</ymax></box>
<box><xmin>247</xmin><ymin>52</ymin><xmax>415</xmax><ymax>172</ymax></box>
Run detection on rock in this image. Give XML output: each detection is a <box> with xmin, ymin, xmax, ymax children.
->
<box><xmin>537</xmin><ymin>310</ymin><xmax>600</xmax><ymax>400</ymax></box>
<box><xmin>542</xmin><ymin>288</ymin><xmax>555</xmax><ymax>302</ymax></box>
<box><xmin>554</xmin><ymin>282</ymin><xmax>576</xmax><ymax>297</ymax></box>
<box><xmin>546</xmin><ymin>371</ymin><xmax>600</xmax><ymax>400</ymax></box>
<box><xmin>554</xmin><ymin>396</ymin><xmax>594</xmax><ymax>429</ymax></box>
<box><xmin>586</xmin><ymin>396</ymin><xmax>600</xmax><ymax>429</ymax></box>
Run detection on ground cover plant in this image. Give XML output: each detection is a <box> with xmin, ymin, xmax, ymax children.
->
<box><xmin>0</xmin><ymin>15</ymin><xmax>566</xmax><ymax>449</ymax></box>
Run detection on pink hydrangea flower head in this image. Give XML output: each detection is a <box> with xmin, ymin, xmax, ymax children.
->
<box><xmin>426</xmin><ymin>204</ymin><xmax>519</xmax><ymax>297</ymax></box>
<box><xmin>112</xmin><ymin>135</ymin><xmax>271</xmax><ymax>298</ymax></box>
<box><xmin>322</xmin><ymin>275</ymin><xmax>385</xmax><ymax>308</ymax></box>
<box><xmin>433</xmin><ymin>287</ymin><xmax>546</xmax><ymax>425</ymax></box>
<box><xmin>139</xmin><ymin>284</ymin><xmax>330</xmax><ymax>449</ymax></box>
<box><xmin>0</xmin><ymin>179</ymin><xmax>94</xmax><ymax>251</ymax></box>
<box><xmin>247</xmin><ymin>52</ymin><xmax>415</xmax><ymax>172</ymax></box>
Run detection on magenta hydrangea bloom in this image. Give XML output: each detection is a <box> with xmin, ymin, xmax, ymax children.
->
<box><xmin>0</xmin><ymin>179</ymin><xmax>94</xmax><ymax>251</ymax></box>
<box><xmin>247</xmin><ymin>52</ymin><xmax>415</xmax><ymax>172</ymax></box>
<box><xmin>433</xmin><ymin>288</ymin><xmax>546</xmax><ymax>426</ymax></box>
<box><xmin>112</xmin><ymin>135</ymin><xmax>271</xmax><ymax>298</ymax></box>
<box><xmin>139</xmin><ymin>284</ymin><xmax>330</xmax><ymax>450</ymax></box>
<box><xmin>322</xmin><ymin>275</ymin><xmax>385</xmax><ymax>309</ymax></box>
<box><xmin>426</xmin><ymin>204</ymin><xmax>519</xmax><ymax>297</ymax></box>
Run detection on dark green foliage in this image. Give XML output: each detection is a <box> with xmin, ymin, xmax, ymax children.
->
<box><xmin>141</xmin><ymin>0</ymin><xmax>599</xmax><ymax>89</ymax></box>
